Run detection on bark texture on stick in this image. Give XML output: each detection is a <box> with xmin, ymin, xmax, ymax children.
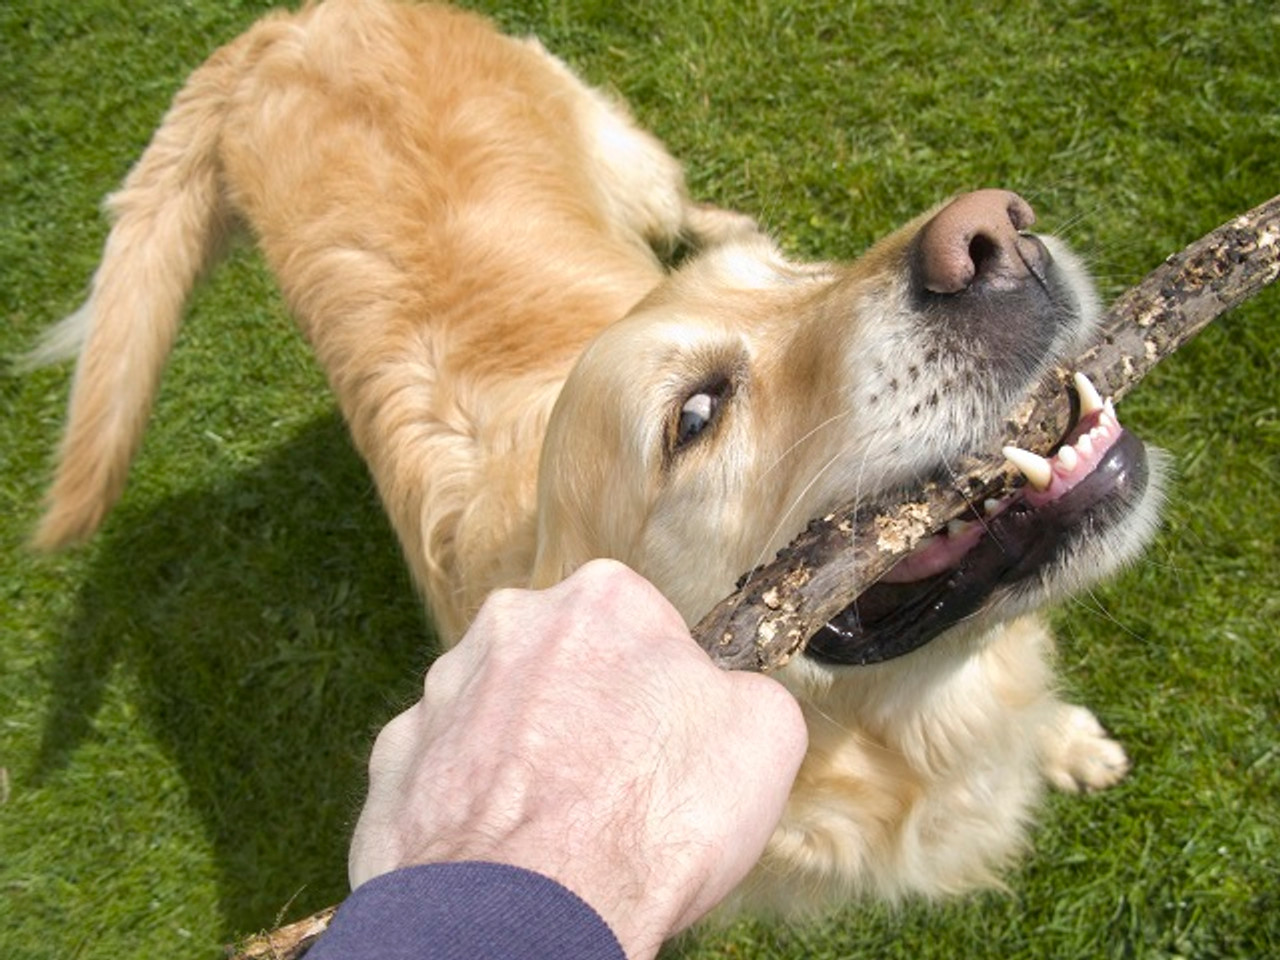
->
<box><xmin>230</xmin><ymin>906</ymin><xmax>337</xmax><ymax>960</ymax></box>
<box><xmin>696</xmin><ymin>191</ymin><xmax>1280</xmax><ymax>671</ymax></box>
<box><xmin>226</xmin><ymin>197</ymin><xmax>1279</xmax><ymax>960</ymax></box>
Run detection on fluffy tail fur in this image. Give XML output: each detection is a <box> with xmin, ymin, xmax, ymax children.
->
<box><xmin>27</xmin><ymin>36</ymin><xmax>252</xmax><ymax>549</ymax></box>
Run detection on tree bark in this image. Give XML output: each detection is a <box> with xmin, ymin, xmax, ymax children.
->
<box><xmin>226</xmin><ymin>193</ymin><xmax>1279</xmax><ymax>959</ymax></box>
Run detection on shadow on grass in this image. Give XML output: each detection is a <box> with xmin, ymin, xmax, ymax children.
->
<box><xmin>31</xmin><ymin>411</ymin><xmax>436</xmax><ymax>938</ymax></box>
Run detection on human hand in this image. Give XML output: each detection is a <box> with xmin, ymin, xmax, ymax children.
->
<box><xmin>348</xmin><ymin>559</ymin><xmax>807</xmax><ymax>960</ymax></box>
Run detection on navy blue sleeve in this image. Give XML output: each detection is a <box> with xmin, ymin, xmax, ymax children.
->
<box><xmin>303</xmin><ymin>861</ymin><xmax>628</xmax><ymax>960</ymax></box>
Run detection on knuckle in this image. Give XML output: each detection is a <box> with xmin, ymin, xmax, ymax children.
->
<box><xmin>740</xmin><ymin>674</ymin><xmax>808</xmax><ymax>750</ymax></box>
<box><xmin>367</xmin><ymin>705</ymin><xmax>417</xmax><ymax>777</ymax></box>
<box><xmin>475</xmin><ymin>583</ymin><xmax>527</xmax><ymax>621</ymax></box>
<box><xmin>571</xmin><ymin>557</ymin><xmax>639</xmax><ymax>594</ymax></box>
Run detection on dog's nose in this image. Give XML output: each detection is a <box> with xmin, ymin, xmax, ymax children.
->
<box><xmin>913</xmin><ymin>189</ymin><xmax>1049</xmax><ymax>295</ymax></box>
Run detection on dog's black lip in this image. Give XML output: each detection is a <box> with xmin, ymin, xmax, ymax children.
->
<box><xmin>805</xmin><ymin>428</ymin><xmax>1150</xmax><ymax>667</ymax></box>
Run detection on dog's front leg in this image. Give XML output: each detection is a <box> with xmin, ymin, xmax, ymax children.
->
<box><xmin>1040</xmin><ymin>702</ymin><xmax>1131</xmax><ymax>793</ymax></box>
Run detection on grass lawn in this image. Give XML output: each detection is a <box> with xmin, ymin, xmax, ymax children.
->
<box><xmin>2</xmin><ymin>0</ymin><xmax>1277</xmax><ymax>957</ymax></box>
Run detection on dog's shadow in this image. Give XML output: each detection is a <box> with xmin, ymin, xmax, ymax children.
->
<box><xmin>32</xmin><ymin>412</ymin><xmax>435</xmax><ymax>936</ymax></box>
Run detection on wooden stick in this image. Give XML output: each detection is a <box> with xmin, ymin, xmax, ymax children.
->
<box><xmin>226</xmin><ymin>196</ymin><xmax>1279</xmax><ymax>959</ymax></box>
<box><xmin>230</xmin><ymin>906</ymin><xmax>337</xmax><ymax>960</ymax></box>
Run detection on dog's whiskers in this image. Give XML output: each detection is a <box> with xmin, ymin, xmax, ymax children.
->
<box><xmin>939</xmin><ymin>452</ymin><xmax>998</xmax><ymax>539</ymax></box>
<box><xmin>1065</xmin><ymin>589</ymin><xmax>1150</xmax><ymax>644</ymax></box>
<box><xmin>748</xmin><ymin>428</ymin><xmax>887</xmax><ymax>595</ymax></box>
<box><xmin>758</xmin><ymin>408</ymin><xmax>855</xmax><ymax>483</ymax></box>
<box><xmin>750</xmin><ymin>446</ymin><xmax>853</xmax><ymax>576</ymax></box>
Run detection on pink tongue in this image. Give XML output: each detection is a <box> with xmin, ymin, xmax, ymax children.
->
<box><xmin>879</xmin><ymin>520</ymin><xmax>987</xmax><ymax>583</ymax></box>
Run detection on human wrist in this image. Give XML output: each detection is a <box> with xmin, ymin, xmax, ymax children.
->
<box><xmin>412</xmin><ymin>807</ymin><xmax>679</xmax><ymax>959</ymax></box>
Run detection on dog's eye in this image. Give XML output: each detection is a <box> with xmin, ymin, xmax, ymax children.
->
<box><xmin>673</xmin><ymin>382</ymin><xmax>728</xmax><ymax>451</ymax></box>
<box><xmin>677</xmin><ymin>393</ymin><xmax>716</xmax><ymax>446</ymax></box>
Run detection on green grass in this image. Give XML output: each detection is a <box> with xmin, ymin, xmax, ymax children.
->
<box><xmin>2</xmin><ymin>0</ymin><xmax>1277</xmax><ymax>957</ymax></box>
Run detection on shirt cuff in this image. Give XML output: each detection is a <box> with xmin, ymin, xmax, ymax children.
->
<box><xmin>304</xmin><ymin>861</ymin><xmax>627</xmax><ymax>960</ymax></box>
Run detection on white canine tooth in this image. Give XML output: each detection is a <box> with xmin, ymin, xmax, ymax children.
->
<box><xmin>1003</xmin><ymin>445</ymin><xmax>1053</xmax><ymax>491</ymax></box>
<box><xmin>1057</xmin><ymin>445</ymin><xmax>1079</xmax><ymax>472</ymax></box>
<box><xmin>1077</xmin><ymin>433</ymin><xmax>1094</xmax><ymax>456</ymax></box>
<box><xmin>947</xmin><ymin>519</ymin><xmax>973</xmax><ymax>537</ymax></box>
<box><xmin>1073</xmin><ymin>371</ymin><xmax>1105</xmax><ymax>417</ymax></box>
<box><xmin>984</xmin><ymin>498</ymin><xmax>1002</xmax><ymax>516</ymax></box>
<box><xmin>1104</xmin><ymin>399</ymin><xmax>1117</xmax><ymax>419</ymax></box>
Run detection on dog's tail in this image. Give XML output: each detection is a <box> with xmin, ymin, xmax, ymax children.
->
<box><xmin>23</xmin><ymin>35</ymin><xmax>256</xmax><ymax>550</ymax></box>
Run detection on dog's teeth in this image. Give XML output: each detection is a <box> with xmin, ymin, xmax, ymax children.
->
<box><xmin>1077</xmin><ymin>433</ymin><xmax>1094</xmax><ymax>456</ymax></box>
<box><xmin>1057</xmin><ymin>445</ymin><xmax>1079</xmax><ymax>473</ymax></box>
<box><xmin>1003</xmin><ymin>445</ymin><xmax>1053</xmax><ymax>491</ymax></box>
<box><xmin>1073</xmin><ymin>371</ymin><xmax>1105</xmax><ymax>417</ymax></box>
<box><xmin>947</xmin><ymin>519</ymin><xmax>973</xmax><ymax>537</ymax></box>
<box><xmin>1099</xmin><ymin>405</ymin><xmax>1118</xmax><ymax>431</ymax></box>
<box><xmin>984</xmin><ymin>498</ymin><xmax>1002</xmax><ymax>516</ymax></box>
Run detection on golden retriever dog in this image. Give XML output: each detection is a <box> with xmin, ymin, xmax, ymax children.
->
<box><xmin>30</xmin><ymin>0</ymin><xmax>1161</xmax><ymax>914</ymax></box>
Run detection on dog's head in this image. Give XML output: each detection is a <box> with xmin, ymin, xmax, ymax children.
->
<box><xmin>531</xmin><ymin>190</ymin><xmax>1161</xmax><ymax>675</ymax></box>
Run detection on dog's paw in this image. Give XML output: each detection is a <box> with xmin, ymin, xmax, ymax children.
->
<box><xmin>1041</xmin><ymin>704</ymin><xmax>1130</xmax><ymax>793</ymax></box>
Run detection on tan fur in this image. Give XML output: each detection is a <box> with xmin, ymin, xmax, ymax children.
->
<box><xmin>34</xmin><ymin>0</ymin><xmax>1155</xmax><ymax>915</ymax></box>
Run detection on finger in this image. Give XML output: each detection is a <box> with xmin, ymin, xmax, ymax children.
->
<box><xmin>365</xmin><ymin>699</ymin><xmax>426</xmax><ymax>783</ymax></box>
